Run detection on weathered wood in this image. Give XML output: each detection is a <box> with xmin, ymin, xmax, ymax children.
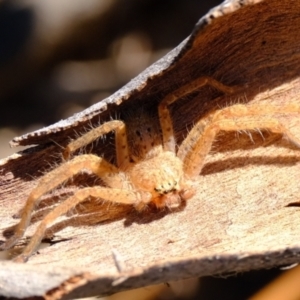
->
<box><xmin>1</xmin><ymin>0</ymin><xmax>300</xmax><ymax>298</ymax></box>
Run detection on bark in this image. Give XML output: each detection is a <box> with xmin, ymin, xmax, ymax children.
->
<box><xmin>1</xmin><ymin>0</ymin><xmax>300</xmax><ymax>299</ymax></box>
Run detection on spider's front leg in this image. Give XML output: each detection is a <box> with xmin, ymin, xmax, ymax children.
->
<box><xmin>178</xmin><ymin>102</ymin><xmax>300</xmax><ymax>178</ymax></box>
<box><xmin>0</xmin><ymin>155</ymin><xmax>118</xmax><ymax>252</ymax></box>
<box><xmin>13</xmin><ymin>186</ymin><xmax>151</xmax><ymax>262</ymax></box>
<box><xmin>0</xmin><ymin>119</ymin><xmax>136</xmax><ymax>261</ymax></box>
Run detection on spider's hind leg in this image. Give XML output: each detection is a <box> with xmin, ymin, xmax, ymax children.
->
<box><xmin>64</xmin><ymin>120</ymin><xmax>130</xmax><ymax>169</ymax></box>
<box><xmin>158</xmin><ymin>76</ymin><xmax>236</xmax><ymax>152</ymax></box>
<box><xmin>178</xmin><ymin>102</ymin><xmax>300</xmax><ymax>178</ymax></box>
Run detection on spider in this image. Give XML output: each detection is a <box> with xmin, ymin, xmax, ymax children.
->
<box><xmin>1</xmin><ymin>76</ymin><xmax>300</xmax><ymax>263</ymax></box>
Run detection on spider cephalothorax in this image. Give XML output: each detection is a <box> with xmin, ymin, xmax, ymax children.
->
<box><xmin>1</xmin><ymin>76</ymin><xmax>300</xmax><ymax>262</ymax></box>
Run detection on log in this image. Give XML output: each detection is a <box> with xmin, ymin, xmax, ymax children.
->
<box><xmin>1</xmin><ymin>0</ymin><xmax>300</xmax><ymax>298</ymax></box>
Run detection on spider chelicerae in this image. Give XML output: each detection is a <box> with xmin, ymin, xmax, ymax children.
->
<box><xmin>1</xmin><ymin>76</ymin><xmax>300</xmax><ymax>262</ymax></box>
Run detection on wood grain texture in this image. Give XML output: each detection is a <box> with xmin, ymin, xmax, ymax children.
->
<box><xmin>2</xmin><ymin>0</ymin><xmax>300</xmax><ymax>299</ymax></box>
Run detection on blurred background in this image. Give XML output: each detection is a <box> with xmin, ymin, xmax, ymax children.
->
<box><xmin>0</xmin><ymin>0</ymin><xmax>293</xmax><ymax>299</ymax></box>
<box><xmin>0</xmin><ymin>0</ymin><xmax>222</xmax><ymax>157</ymax></box>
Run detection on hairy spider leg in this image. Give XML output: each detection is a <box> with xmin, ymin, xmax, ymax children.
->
<box><xmin>64</xmin><ymin>120</ymin><xmax>130</xmax><ymax>169</ymax></box>
<box><xmin>178</xmin><ymin>103</ymin><xmax>300</xmax><ymax>178</ymax></box>
<box><xmin>158</xmin><ymin>76</ymin><xmax>236</xmax><ymax>152</ymax></box>
<box><xmin>13</xmin><ymin>186</ymin><xmax>151</xmax><ymax>262</ymax></box>
<box><xmin>0</xmin><ymin>154</ymin><xmax>137</xmax><ymax>251</ymax></box>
